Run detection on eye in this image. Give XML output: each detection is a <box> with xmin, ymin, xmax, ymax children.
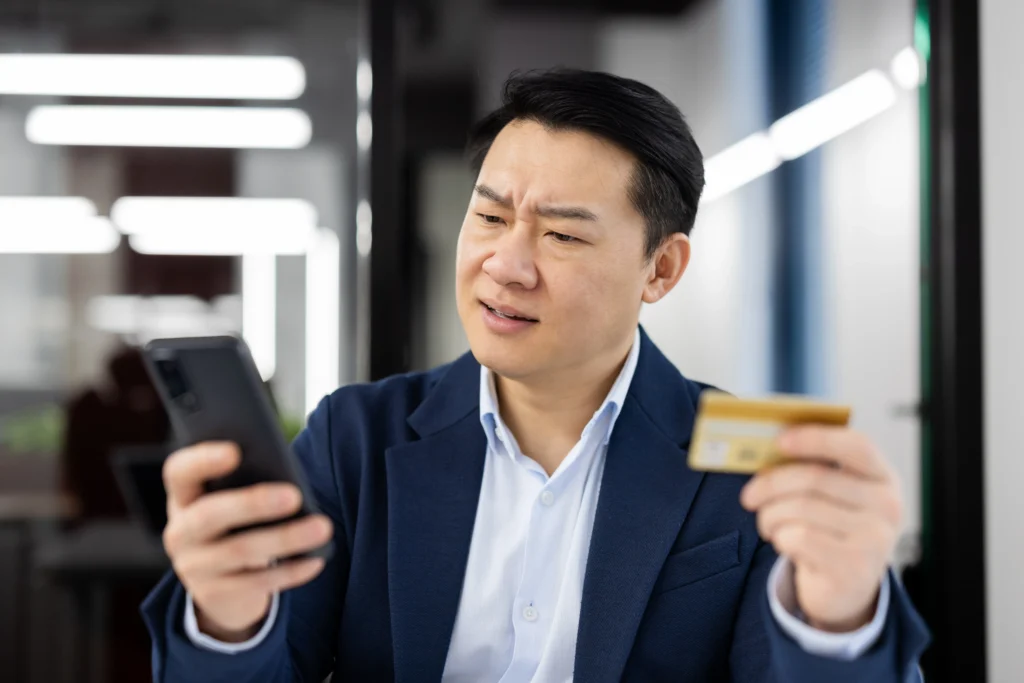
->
<box><xmin>477</xmin><ymin>213</ymin><xmax>504</xmax><ymax>225</ymax></box>
<box><xmin>550</xmin><ymin>231</ymin><xmax>580</xmax><ymax>243</ymax></box>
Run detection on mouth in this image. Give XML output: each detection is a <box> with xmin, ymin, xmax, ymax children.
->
<box><xmin>480</xmin><ymin>300</ymin><xmax>539</xmax><ymax>323</ymax></box>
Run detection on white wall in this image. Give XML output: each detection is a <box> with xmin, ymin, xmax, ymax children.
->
<box><xmin>597</xmin><ymin>0</ymin><xmax>776</xmax><ymax>396</ymax></box>
<box><xmin>822</xmin><ymin>0</ymin><xmax>921</xmax><ymax>538</ymax></box>
<box><xmin>238</xmin><ymin>146</ymin><xmax>345</xmax><ymax>419</ymax></box>
<box><xmin>981</xmin><ymin>0</ymin><xmax>1024</xmax><ymax>678</ymax></box>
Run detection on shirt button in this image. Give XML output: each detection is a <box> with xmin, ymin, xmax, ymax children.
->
<box><xmin>522</xmin><ymin>605</ymin><xmax>539</xmax><ymax>622</ymax></box>
<box><xmin>539</xmin><ymin>490</ymin><xmax>555</xmax><ymax>506</ymax></box>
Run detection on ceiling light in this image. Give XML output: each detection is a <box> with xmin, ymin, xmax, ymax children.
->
<box><xmin>112</xmin><ymin>197</ymin><xmax>318</xmax><ymax>235</ymax></box>
<box><xmin>356</xmin><ymin>111</ymin><xmax>373</xmax><ymax>151</ymax></box>
<box><xmin>26</xmin><ymin>105</ymin><xmax>312</xmax><ymax>149</ymax></box>
<box><xmin>0</xmin><ymin>216</ymin><xmax>120</xmax><ymax>254</ymax></box>
<box><xmin>0</xmin><ymin>197</ymin><xmax>119</xmax><ymax>253</ymax></box>
<box><xmin>702</xmin><ymin>133</ymin><xmax>782</xmax><ymax>202</ymax></box>
<box><xmin>127</xmin><ymin>225</ymin><xmax>315</xmax><ymax>256</ymax></box>
<box><xmin>112</xmin><ymin>197</ymin><xmax>318</xmax><ymax>255</ymax></box>
<box><xmin>357</xmin><ymin>60</ymin><xmax>373</xmax><ymax>101</ymax></box>
<box><xmin>890</xmin><ymin>47</ymin><xmax>926</xmax><ymax>90</ymax></box>
<box><xmin>0</xmin><ymin>54</ymin><xmax>306</xmax><ymax>100</ymax></box>
<box><xmin>0</xmin><ymin>196</ymin><xmax>97</xmax><ymax>222</ymax></box>
<box><xmin>356</xmin><ymin>200</ymin><xmax>373</xmax><ymax>257</ymax></box>
<box><xmin>769</xmin><ymin>70</ymin><xmax>897</xmax><ymax>161</ymax></box>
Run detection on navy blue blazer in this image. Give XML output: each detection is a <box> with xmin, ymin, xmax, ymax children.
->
<box><xmin>142</xmin><ymin>330</ymin><xmax>929</xmax><ymax>682</ymax></box>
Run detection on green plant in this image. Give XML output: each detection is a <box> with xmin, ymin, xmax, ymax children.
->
<box><xmin>279</xmin><ymin>413</ymin><xmax>306</xmax><ymax>444</ymax></box>
<box><xmin>0</xmin><ymin>405</ymin><xmax>65</xmax><ymax>455</ymax></box>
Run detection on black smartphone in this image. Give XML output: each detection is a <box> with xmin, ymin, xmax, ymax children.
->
<box><xmin>143</xmin><ymin>335</ymin><xmax>333</xmax><ymax>561</ymax></box>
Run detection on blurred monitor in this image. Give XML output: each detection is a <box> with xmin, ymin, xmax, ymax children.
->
<box><xmin>111</xmin><ymin>444</ymin><xmax>170</xmax><ymax>537</ymax></box>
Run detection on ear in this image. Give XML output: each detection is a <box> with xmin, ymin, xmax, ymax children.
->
<box><xmin>642</xmin><ymin>233</ymin><xmax>691</xmax><ymax>304</ymax></box>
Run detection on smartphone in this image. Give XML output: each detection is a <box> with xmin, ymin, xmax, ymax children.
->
<box><xmin>143</xmin><ymin>335</ymin><xmax>333</xmax><ymax>561</ymax></box>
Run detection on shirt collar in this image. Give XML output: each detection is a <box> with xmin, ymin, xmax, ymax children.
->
<box><xmin>479</xmin><ymin>327</ymin><xmax>642</xmax><ymax>456</ymax></box>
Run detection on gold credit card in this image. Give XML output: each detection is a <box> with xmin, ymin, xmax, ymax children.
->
<box><xmin>688</xmin><ymin>391</ymin><xmax>852</xmax><ymax>474</ymax></box>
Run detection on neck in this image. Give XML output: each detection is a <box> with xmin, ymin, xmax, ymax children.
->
<box><xmin>494</xmin><ymin>335</ymin><xmax>634</xmax><ymax>475</ymax></box>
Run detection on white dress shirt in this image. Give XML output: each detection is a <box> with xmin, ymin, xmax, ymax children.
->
<box><xmin>186</xmin><ymin>328</ymin><xmax>890</xmax><ymax>679</ymax></box>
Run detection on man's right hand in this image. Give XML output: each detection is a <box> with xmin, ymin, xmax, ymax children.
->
<box><xmin>161</xmin><ymin>442</ymin><xmax>334</xmax><ymax>643</ymax></box>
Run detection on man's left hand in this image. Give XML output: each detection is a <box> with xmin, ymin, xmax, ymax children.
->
<box><xmin>740</xmin><ymin>426</ymin><xmax>903</xmax><ymax>632</ymax></box>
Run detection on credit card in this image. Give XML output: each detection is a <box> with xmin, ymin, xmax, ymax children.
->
<box><xmin>687</xmin><ymin>391</ymin><xmax>852</xmax><ymax>474</ymax></box>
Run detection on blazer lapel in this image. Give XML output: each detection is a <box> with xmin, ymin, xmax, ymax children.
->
<box><xmin>386</xmin><ymin>352</ymin><xmax>487</xmax><ymax>683</ymax></box>
<box><xmin>574</xmin><ymin>331</ymin><xmax>708</xmax><ymax>683</ymax></box>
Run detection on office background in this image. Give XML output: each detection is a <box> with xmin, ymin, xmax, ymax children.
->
<box><xmin>0</xmin><ymin>0</ymin><xmax>1015</xmax><ymax>680</ymax></box>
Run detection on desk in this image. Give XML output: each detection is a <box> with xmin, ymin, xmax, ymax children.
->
<box><xmin>34</xmin><ymin>522</ymin><xmax>170</xmax><ymax>683</ymax></box>
<box><xmin>0</xmin><ymin>494</ymin><xmax>77</xmax><ymax>683</ymax></box>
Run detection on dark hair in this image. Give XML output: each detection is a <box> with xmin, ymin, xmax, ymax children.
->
<box><xmin>467</xmin><ymin>68</ymin><xmax>705</xmax><ymax>259</ymax></box>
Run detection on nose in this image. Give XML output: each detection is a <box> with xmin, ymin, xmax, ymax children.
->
<box><xmin>482</xmin><ymin>225</ymin><xmax>539</xmax><ymax>289</ymax></box>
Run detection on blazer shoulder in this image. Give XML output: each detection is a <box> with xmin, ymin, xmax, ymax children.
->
<box><xmin>320</xmin><ymin>364</ymin><xmax>449</xmax><ymax>432</ymax></box>
<box><xmin>311</xmin><ymin>359</ymin><xmax>463</xmax><ymax>451</ymax></box>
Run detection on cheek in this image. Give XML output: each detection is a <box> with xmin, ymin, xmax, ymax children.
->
<box><xmin>546</xmin><ymin>260</ymin><xmax>637</xmax><ymax>322</ymax></box>
<box><xmin>455</xmin><ymin>230</ymin><xmax>487</xmax><ymax>295</ymax></box>
<box><xmin>595</xmin><ymin>265</ymin><xmax>647</xmax><ymax>335</ymax></box>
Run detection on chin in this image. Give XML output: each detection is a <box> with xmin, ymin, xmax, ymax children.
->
<box><xmin>466</xmin><ymin>332</ymin><xmax>540</xmax><ymax>380</ymax></box>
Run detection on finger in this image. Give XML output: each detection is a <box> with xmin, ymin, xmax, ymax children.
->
<box><xmin>167</xmin><ymin>483</ymin><xmax>303</xmax><ymax>548</ymax></box>
<box><xmin>777</xmin><ymin>426</ymin><xmax>889</xmax><ymax>480</ymax></box>
<box><xmin>741</xmin><ymin>463</ymin><xmax>878</xmax><ymax>511</ymax></box>
<box><xmin>163</xmin><ymin>443</ymin><xmax>241</xmax><ymax>509</ymax></box>
<box><xmin>755</xmin><ymin>495</ymin><xmax>864</xmax><ymax>541</ymax></box>
<box><xmin>174</xmin><ymin>515</ymin><xmax>333</xmax><ymax>577</ymax></box>
<box><xmin>770</xmin><ymin>522</ymin><xmax>845</xmax><ymax>571</ymax></box>
<box><xmin>199</xmin><ymin>557</ymin><xmax>327</xmax><ymax>599</ymax></box>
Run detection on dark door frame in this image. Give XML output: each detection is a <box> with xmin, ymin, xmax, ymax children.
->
<box><xmin>919</xmin><ymin>0</ymin><xmax>987</xmax><ymax>679</ymax></box>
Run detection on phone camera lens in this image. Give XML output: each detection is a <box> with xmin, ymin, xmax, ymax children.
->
<box><xmin>179</xmin><ymin>393</ymin><xmax>198</xmax><ymax>411</ymax></box>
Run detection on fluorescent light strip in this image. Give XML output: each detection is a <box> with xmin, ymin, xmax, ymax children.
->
<box><xmin>702</xmin><ymin>133</ymin><xmax>781</xmax><ymax>202</ymax></box>
<box><xmin>114</xmin><ymin>197</ymin><xmax>318</xmax><ymax>255</ymax></box>
<box><xmin>890</xmin><ymin>47</ymin><xmax>925</xmax><ymax>90</ymax></box>
<box><xmin>356</xmin><ymin>200</ymin><xmax>373</xmax><ymax>257</ymax></box>
<box><xmin>356</xmin><ymin>111</ymin><xmax>373</xmax><ymax>151</ymax></box>
<box><xmin>356</xmin><ymin>60</ymin><xmax>373</xmax><ymax>102</ymax></box>
<box><xmin>305</xmin><ymin>228</ymin><xmax>341</xmax><ymax>414</ymax></box>
<box><xmin>703</xmin><ymin>54</ymin><xmax>909</xmax><ymax>203</ymax></box>
<box><xmin>128</xmin><ymin>225</ymin><xmax>315</xmax><ymax>256</ymax></box>
<box><xmin>86</xmin><ymin>295</ymin><xmax>240</xmax><ymax>337</ymax></box>
<box><xmin>26</xmin><ymin>105</ymin><xmax>312</xmax><ymax>149</ymax></box>
<box><xmin>112</xmin><ymin>197</ymin><xmax>318</xmax><ymax>235</ymax></box>
<box><xmin>0</xmin><ymin>216</ymin><xmax>120</xmax><ymax>254</ymax></box>
<box><xmin>243</xmin><ymin>255</ymin><xmax>277</xmax><ymax>380</ymax></box>
<box><xmin>0</xmin><ymin>54</ymin><xmax>306</xmax><ymax>100</ymax></box>
<box><xmin>0</xmin><ymin>196</ymin><xmax>98</xmax><ymax>222</ymax></box>
<box><xmin>0</xmin><ymin>196</ymin><xmax>120</xmax><ymax>253</ymax></box>
<box><xmin>769</xmin><ymin>70</ymin><xmax>897</xmax><ymax>161</ymax></box>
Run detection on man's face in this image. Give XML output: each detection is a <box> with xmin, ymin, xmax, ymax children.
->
<box><xmin>455</xmin><ymin>119</ymin><xmax>658</xmax><ymax>382</ymax></box>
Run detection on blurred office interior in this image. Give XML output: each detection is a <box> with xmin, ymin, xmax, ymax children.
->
<box><xmin>0</xmin><ymin>0</ymin><xmax>1016</xmax><ymax>681</ymax></box>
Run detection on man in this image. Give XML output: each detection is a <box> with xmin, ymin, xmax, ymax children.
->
<box><xmin>143</xmin><ymin>69</ymin><xmax>929</xmax><ymax>682</ymax></box>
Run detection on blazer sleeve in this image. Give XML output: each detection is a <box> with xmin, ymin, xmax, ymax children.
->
<box><xmin>141</xmin><ymin>394</ymin><xmax>351</xmax><ymax>683</ymax></box>
<box><xmin>728</xmin><ymin>540</ymin><xmax>930</xmax><ymax>682</ymax></box>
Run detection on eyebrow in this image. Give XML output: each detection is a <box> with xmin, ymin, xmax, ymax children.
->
<box><xmin>474</xmin><ymin>184</ymin><xmax>598</xmax><ymax>222</ymax></box>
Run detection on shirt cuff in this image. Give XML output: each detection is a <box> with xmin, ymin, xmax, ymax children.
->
<box><xmin>766</xmin><ymin>556</ymin><xmax>890</xmax><ymax>661</ymax></box>
<box><xmin>183</xmin><ymin>592</ymin><xmax>279</xmax><ymax>654</ymax></box>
